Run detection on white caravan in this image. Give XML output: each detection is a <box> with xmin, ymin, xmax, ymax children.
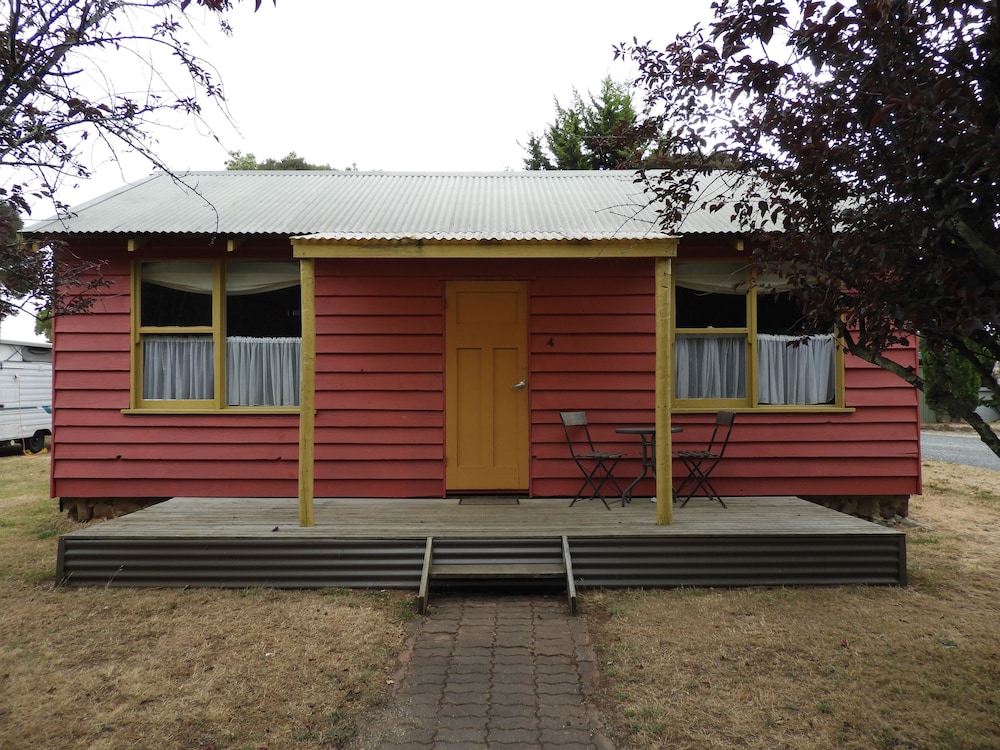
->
<box><xmin>0</xmin><ymin>340</ymin><xmax>52</xmax><ymax>453</ymax></box>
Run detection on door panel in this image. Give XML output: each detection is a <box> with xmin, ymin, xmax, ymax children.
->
<box><xmin>446</xmin><ymin>281</ymin><xmax>528</xmax><ymax>491</ymax></box>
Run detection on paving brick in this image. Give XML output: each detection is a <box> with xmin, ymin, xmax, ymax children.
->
<box><xmin>490</xmin><ymin>663</ymin><xmax>534</xmax><ymax>678</ymax></box>
<box><xmin>441</xmin><ymin>689</ymin><xmax>491</xmax><ymax>706</ymax></box>
<box><xmin>488</xmin><ymin>715</ymin><xmax>539</xmax><ymax>732</ymax></box>
<box><xmin>536</xmin><ymin>703</ymin><xmax>590</xmax><ymax>721</ymax></box>
<box><xmin>434</xmin><ymin>713</ymin><xmax>490</xmax><ymax>731</ymax></box>
<box><xmin>488</xmin><ymin>742</ymin><xmax>547</xmax><ymax>750</ymax></box>
<box><xmin>491</xmin><ymin>652</ymin><xmax>534</xmax><ymax>666</ymax></box>
<box><xmin>489</xmin><ymin>702</ymin><xmax>538</xmax><ymax>718</ymax></box>
<box><xmin>536</xmin><ymin>680</ymin><xmax>581</xmax><ymax>695</ymax></box>
<box><xmin>535</xmin><ymin>670</ymin><xmax>578</xmax><ymax>684</ymax></box>
<box><xmin>488</xmin><ymin>728</ymin><xmax>540</xmax><ymax>744</ymax></box>
<box><xmin>434</xmin><ymin>727</ymin><xmax>488</xmax><ymax>744</ymax></box>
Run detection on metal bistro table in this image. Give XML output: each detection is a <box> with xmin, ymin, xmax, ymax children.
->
<box><xmin>615</xmin><ymin>426</ymin><xmax>683</xmax><ymax>506</ymax></box>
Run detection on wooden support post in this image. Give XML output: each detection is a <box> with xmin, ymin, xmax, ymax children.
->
<box><xmin>297</xmin><ymin>258</ymin><xmax>316</xmax><ymax>528</ymax></box>
<box><xmin>654</xmin><ymin>257</ymin><xmax>674</xmax><ymax>525</ymax></box>
<box><xmin>127</xmin><ymin>237</ymin><xmax>148</xmax><ymax>253</ymax></box>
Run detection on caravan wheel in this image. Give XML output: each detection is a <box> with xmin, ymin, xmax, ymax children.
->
<box><xmin>23</xmin><ymin>432</ymin><xmax>46</xmax><ymax>454</ymax></box>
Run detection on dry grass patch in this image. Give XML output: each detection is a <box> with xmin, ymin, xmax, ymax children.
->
<box><xmin>5</xmin><ymin>444</ymin><xmax>999</xmax><ymax>750</ymax></box>
<box><xmin>585</xmin><ymin>459</ymin><xmax>1000</xmax><ymax>750</ymax></box>
<box><xmin>0</xmin><ymin>448</ymin><xmax>411</xmax><ymax>750</ymax></box>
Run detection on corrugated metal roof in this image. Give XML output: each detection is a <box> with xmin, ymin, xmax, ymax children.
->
<box><xmin>26</xmin><ymin>170</ymin><xmax>746</xmax><ymax>241</ymax></box>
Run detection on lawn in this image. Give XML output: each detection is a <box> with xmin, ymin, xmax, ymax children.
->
<box><xmin>0</xmin><ymin>445</ymin><xmax>411</xmax><ymax>750</ymax></box>
<box><xmin>1</xmin><ymin>446</ymin><xmax>997</xmax><ymax>750</ymax></box>
<box><xmin>586</xmin><ymin>459</ymin><xmax>1000</xmax><ymax>750</ymax></box>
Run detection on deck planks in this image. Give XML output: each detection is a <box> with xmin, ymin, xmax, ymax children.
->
<box><xmin>62</xmin><ymin>495</ymin><xmax>897</xmax><ymax>539</ymax></box>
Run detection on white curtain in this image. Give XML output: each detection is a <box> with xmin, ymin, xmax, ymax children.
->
<box><xmin>674</xmin><ymin>261</ymin><xmax>796</xmax><ymax>295</ymax></box>
<box><xmin>758</xmin><ymin>334</ymin><xmax>836</xmax><ymax>404</ymax></box>
<box><xmin>674</xmin><ymin>261</ymin><xmax>749</xmax><ymax>293</ymax></box>
<box><xmin>143</xmin><ymin>335</ymin><xmax>302</xmax><ymax>405</ymax></box>
<box><xmin>227</xmin><ymin>337</ymin><xmax>301</xmax><ymax>406</ymax></box>
<box><xmin>675</xmin><ymin>334</ymin><xmax>747</xmax><ymax>399</ymax></box>
<box><xmin>141</xmin><ymin>261</ymin><xmax>300</xmax><ymax>295</ymax></box>
<box><xmin>143</xmin><ymin>336</ymin><xmax>214</xmax><ymax>400</ymax></box>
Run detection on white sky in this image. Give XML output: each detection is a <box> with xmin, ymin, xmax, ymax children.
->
<box><xmin>0</xmin><ymin>0</ymin><xmax>716</xmax><ymax>342</ymax></box>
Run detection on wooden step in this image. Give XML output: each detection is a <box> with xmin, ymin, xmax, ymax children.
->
<box><xmin>416</xmin><ymin>536</ymin><xmax>577</xmax><ymax>615</ymax></box>
<box><xmin>430</xmin><ymin>563</ymin><xmax>566</xmax><ymax>579</ymax></box>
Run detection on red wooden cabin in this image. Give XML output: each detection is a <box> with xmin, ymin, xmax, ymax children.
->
<box><xmin>28</xmin><ymin>171</ymin><xmax>921</xmax><ymax>523</ymax></box>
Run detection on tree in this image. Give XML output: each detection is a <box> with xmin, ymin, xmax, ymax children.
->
<box><xmin>225</xmin><ymin>151</ymin><xmax>332</xmax><ymax>170</ymax></box>
<box><xmin>0</xmin><ymin>198</ymin><xmax>104</xmax><ymax>327</ymax></box>
<box><xmin>923</xmin><ymin>340</ymin><xmax>983</xmax><ymax>422</ymax></box>
<box><xmin>523</xmin><ymin>77</ymin><xmax>645</xmax><ymax>170</ymax></box>
<box><xmin>1</xmin><ymin>0</ymin><xmax>273</xmax><ymax>325</ymax></box>
<box><xmin>618</xmin><ymin>0</ymin><xmax>1000</xmax><ymax>458</ymax></box>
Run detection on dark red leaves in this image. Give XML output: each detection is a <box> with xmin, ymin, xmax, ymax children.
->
<box><xmin>623</xmin><ymin>0</ymin><xmax>1000</xmax><ymax>439</ymax></box>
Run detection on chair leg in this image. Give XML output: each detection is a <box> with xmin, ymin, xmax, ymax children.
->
<box><xmin>592</xmin><ymin>458</ymin><xmax>624</xmax><ymax>508</ymax></box>
<box><xmin>569</xmin><ymin>462</ymin><xmax>612</xmax><ymax>509</ymax></box>
<box><xmin>679</xmin><ymin>474</ymin><xmax>727</xmax><ymax>508</ymax></box>
<box><xmin>677</xmin><ymin>456</ymin><xmax>727</xmax><ymax>508</ymax></box>
<box><xmin>673</xmin><ymin>456</ymin><xmax>703</xmax><ymax>503</ymax></box>
<box><xmin>568</xmin><ymin>457</ymin><xmax>623</xmax><ymax>510</ymax></box>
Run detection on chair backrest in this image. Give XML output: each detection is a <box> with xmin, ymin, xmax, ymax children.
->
<box><xmin>559</xmin><ymin>411</ymin><xmax>595</xmax><ymax>456</ymax></box>
<box><xmin>706</xmin><ymin>411</ymin><xmax>736</xmax><ymax>456</ymax></box>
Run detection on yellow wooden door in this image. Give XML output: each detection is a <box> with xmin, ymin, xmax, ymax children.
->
<box><xmin>445</xmin><ymin>281</ymin><xmax>529</xmax><ymax>491</ymax></box>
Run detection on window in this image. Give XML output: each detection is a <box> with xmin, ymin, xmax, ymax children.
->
<box><xmin>134</xmin><ymin>260</ymin><xmax>302</xmax><ymax>409</ymax></box>
<box><xmin>673</xmin><ymin>262</ymin><xmax>840</xmax><ymax>408</ymax></box>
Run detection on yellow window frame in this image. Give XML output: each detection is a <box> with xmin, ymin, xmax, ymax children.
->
<box><xmin>670</xmin><ymin>264</ymin><xmax>847</xmax><ymax>412</ymax></box>
<box><xmin>128</xmin><ymin>260</ymin><xmax>300</xmax><ymax>414</ymax></box>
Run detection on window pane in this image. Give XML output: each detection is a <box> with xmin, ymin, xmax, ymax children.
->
<box><xmin>227</xmin><ymin>337</ymin><xmax>301</xmax><ymax>406</ymax></box>
<box><xmin>140</xmin><ymin>263</ymin><xmax>212</xmax><ymax>327</ymax></box>
<box><xmin>676</xmin><ymin>285</ymin><xmax>747</xmax><ymax>328</ymax></box>
<box><xmin>225</xmin><ymin>261</ymin><xmax>301</xmax><ymax>406</ymax></box>
<box><xmin>758</xmin><ymin>334</ymin><xmax>836</xmax><ymax>404</ymax></box>
<box><xmin>757</xmin><ymin>292</ymin><xmax>806</xmax><ymax>335</ymax></box>
<box><xmin>142</xmin><ymin>335</ymin><xmax>214</xmax><ymax>400</ymax></box>
<box><xmin>675</xmin><ymin>334</ymin><xmax>747</xmax><ymax>399</ymax></box>
<box><xmin>227</xmin><ymin>286</ymin><xmax>301</xmax><ymax>337</ymax></box>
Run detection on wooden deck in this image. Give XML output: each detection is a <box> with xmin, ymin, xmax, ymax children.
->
<box><xmin>56</xmin><ymin>496</ymin><xmax>907</xmax><ymax>591</ymax></box>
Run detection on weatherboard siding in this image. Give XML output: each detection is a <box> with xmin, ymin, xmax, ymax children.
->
<box><xmin>51</xmin><ymin>246</ymin><xmax>301</xmax><ymax>502</ymax></box>
<box><xmin>312</xmin><ymin>262</ymin><xmax>446</xmax><ymax>497</ymax></box>
<box><xmin>529</xmin><ymin>265</ymin><xmax>657</xmax><ymax>497</ymax></box>
<box><xmin>51</xmin><ymin>246</ymin><xmax>920</xmax><ymax>503</ymax></box>
<box><xmin>309</xmin><ymin>257</ymin><xmax>659</xmax><ymax>497</ymax></box>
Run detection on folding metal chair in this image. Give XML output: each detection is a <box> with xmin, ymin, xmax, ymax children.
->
<box><xmin>673</xmin><ymin>411</ymin><xmax>735</xmax><ymax>508</ymax></box>
<box><xmin>560</xmin><ymin>411</ymin><xmax>625</xmax><ymax>510</ymax></box>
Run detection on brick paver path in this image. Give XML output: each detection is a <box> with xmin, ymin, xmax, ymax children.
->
<box><xmin>350</xmin><ymin>594</ymin><xmax>615</xmax><ymax>749</ymax></box>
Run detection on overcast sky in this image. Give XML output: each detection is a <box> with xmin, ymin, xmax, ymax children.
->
<box><xmin>200</xmin><ymin>1</ymin><xmax>712</xmax><ymax>170</ymax></box>
<box><xmin>1</xmin><ymin>0</ymin><xmax>716</xmax><ymax>342</ymax></box>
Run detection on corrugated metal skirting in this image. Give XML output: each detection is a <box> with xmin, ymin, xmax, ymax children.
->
<box><xmin>57</xmin><ymin>534</ymin><xmax>905</xmax><ymax>589</ymax></box>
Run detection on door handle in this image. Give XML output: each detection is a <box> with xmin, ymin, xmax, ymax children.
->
<box><xmin>511</xmin><ymin>380</ymin><xmax>527</xmax><ymax>390</ymax></box>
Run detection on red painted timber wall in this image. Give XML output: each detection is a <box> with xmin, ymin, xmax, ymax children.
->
<box><xmin>51</xmin><ymin>244</ymin><xmax>921</xmax><ymax>502</ymax></box>
<box><xmin>52</xmin><ymin>239</ymin><xmax>301</xmax><ymax>501</ymax></box>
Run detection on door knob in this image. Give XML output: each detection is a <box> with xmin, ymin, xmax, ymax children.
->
<box><xmin>511</xmin><ymin>380</ymin><xmax>527</xmax><ymax>390</ymax></box>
